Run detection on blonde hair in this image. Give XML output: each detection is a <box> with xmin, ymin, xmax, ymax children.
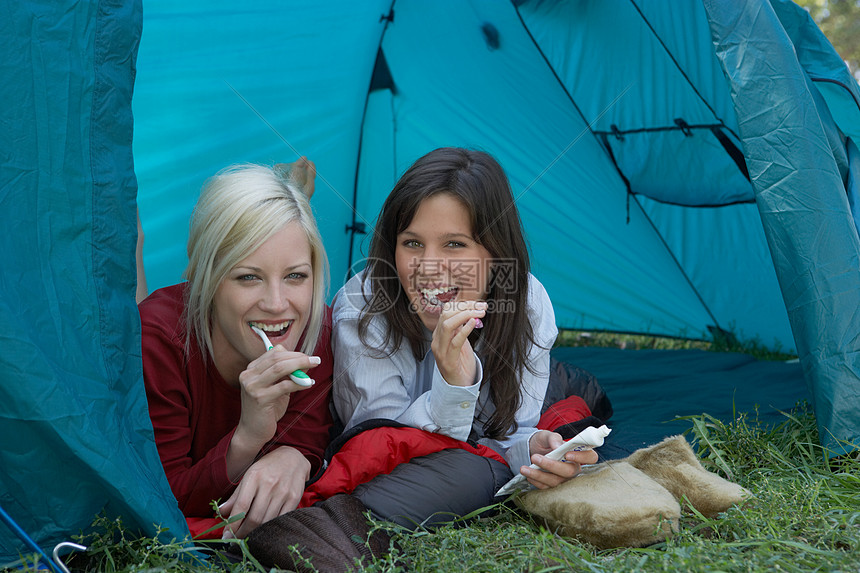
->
<box><xmin>183</xmin><ymin>164</ymin><xmax>328</xmax><ymax>361</ymax></box>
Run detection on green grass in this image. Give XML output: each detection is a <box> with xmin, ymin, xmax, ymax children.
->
<box><xmin>7</xmin><ymin>403</ymin><xmax>858</xmax><ymax>573</ymax></box>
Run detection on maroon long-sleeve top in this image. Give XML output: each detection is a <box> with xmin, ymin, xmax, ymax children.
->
<box><xmin>139</xmin><ymin>283</ymin><xmax>333</xmax><ymax>516</ymax></box>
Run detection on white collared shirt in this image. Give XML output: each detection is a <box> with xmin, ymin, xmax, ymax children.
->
<box><xmin>331</xmin><ymin>271</ymin><xmax>558</xmax><ymax>470</ymax></box>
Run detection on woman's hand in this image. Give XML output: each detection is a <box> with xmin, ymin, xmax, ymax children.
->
<box><xmin>235</xmin><ymin>347</ymin><xmax>320</xmax><ymax>448</ymax></box>
<box><xmin>218</xmin><ymin>446</ymin><xmax>311</xmax><ymax>539</ymax></box>
<box><xmin>226</xmin><ymin>347</ymin><xmax>319</xmax><ymax>483</ymax></box>
<box><xmin>520</xmin><ymin>430</ymin><xmax>599</xmax><ymax>490</ymax></box>
<box><xmin>431</xmin><ymin>301</ymin><xmax>487</xmax><ymax>387</ymax></box>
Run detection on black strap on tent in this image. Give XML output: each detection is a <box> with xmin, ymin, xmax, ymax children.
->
<box><xmin>594</xmin><ymin>121</ymin><xmax>752</xmax><ymax>183</ymax></box>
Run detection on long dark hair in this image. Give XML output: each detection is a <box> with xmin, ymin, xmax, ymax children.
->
<box><xmin>359</xmin><ymin>147</ymin><xmax>539</xmax><ymax>440</ymax></box>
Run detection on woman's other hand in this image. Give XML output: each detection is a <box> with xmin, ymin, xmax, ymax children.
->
<box><xmin>520</xmin><ymin>430</ymin><xmax>599</xmax><ymax>490</ymax></box>
<box><xmin>218</xmin><ymin>445</ymin><xmax>310</xmax><ymax>539</ymax></box>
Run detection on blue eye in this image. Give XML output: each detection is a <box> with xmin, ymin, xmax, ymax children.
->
<box><xmin>287</xmin><ymin>272</ymin><xmax>308</xmax><ymax>281</ymax></box>
<box><xmin>238</xmin><ymin>274</ymin><xmax>259</xmax><ymax>282</ymax></box>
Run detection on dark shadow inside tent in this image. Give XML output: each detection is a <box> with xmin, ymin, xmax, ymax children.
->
<box><xmin>551</xmin><ymin>347</ymin><xmax>809</xmax><ymax>459</ymax></box>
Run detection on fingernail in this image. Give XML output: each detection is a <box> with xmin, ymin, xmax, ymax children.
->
<box><xmin>222</xmin><ymin>529</ymin><xmax>234</xmax><ymax>540</ymax></box>
<box><xmin>309</xmin><ymin>356</ymin><xmax>321</xmax><ymax>365</ymax></box>
<box><xmin>474</xmin><ymin>318</ymin><xmax>484</xmax><ymax>329</ymax></box>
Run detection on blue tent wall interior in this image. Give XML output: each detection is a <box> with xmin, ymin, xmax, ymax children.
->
<box><xmin>129</xmin><ymin>0</ymin><xmax>858</xmax><ymax>454</ymax></box>
<box><xmin>2</xmin><ymin>0</ymin><xmax>859</xmax><ymax>561</ymax></box>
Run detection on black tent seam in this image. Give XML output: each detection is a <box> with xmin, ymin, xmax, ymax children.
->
<box><xmin>597</xmin><ymin>132</ymin><xmax>633</xmax><ymax>223</ymax></box>
<box><xmin>513</xmin><ymin>3</ymin><xmax>636</xmax><ymax>222</ymax></box>
<box><xmin>626</xmin><ymin>194</ymin><xmax>755</xmax><ymax>209</ymax></box>
<box><xmin>628</xmin><ymin>192</ymin><xmax>723</xmax><ymax>330</ymax></box>
<box><xmin>511</xmin><ymin>5</ymin><xmax>603</xmax><ymax>150</ymax></box>
<box><xmin>347</xmin><ymin>0</ymin><xmax>398</xmax><ymax>278</ymax></box>
<box><xmin>594</xmin><ymin>122</ymin><xmax>726</xmax><ymax>136</ymax></box>
<box><xmin>628</xmin><ymin>0</ymin><xmax>741</xmax><ymax>142</ymax></box>
<box><xmin>810</xmin><ymin>77</ymin><xmax>860</xmax><ymax>113</ymax></box>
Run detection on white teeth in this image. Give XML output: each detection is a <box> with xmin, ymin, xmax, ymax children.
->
<box><xmin>249</xmin><ymin>320</ymin><xmax>292</xmax><ymax>332</ymax></box>
<box><xmin>420</xmin><ymin>286</ymin><xmax>455</xmax><ymax>297</ymax></box>
<box><xmin>420</xmin><ymin>286</ymin><xmax>457</xmax><ymax>307</ymax></box>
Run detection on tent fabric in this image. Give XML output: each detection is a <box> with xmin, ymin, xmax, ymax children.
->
<box><xmin>2</xmin><ymin>0</ymin><xmax>860</xmax><ymax>559</ymax></box>
<box><xmin>552</xmin><ymin>346</ymin><xmax>808</xmax><ymax>456</ymax></box>
<box><xmin>133</xmin><ymin>0</ymin><xmax>858</xmax><ymax>453</ymax></box>
<box><xmin>704</xmin><ymin>0</ymin><xmax>860</xmax><ymax>456</ymax></box>
<box><xmin>0</xmin><ymin>0</ymin><xmax>187</xmax><ymax>563</ymax></box>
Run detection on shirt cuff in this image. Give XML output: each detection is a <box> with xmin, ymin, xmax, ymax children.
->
<box><xmin>428</xmin><ymin>356</ymin><xmax>482</xmax><ymax>440</ymax></box>
<box><xmin>507</xmin><ymin>430</ymin><xmax>538</xmax><ymax>470</ymax></box>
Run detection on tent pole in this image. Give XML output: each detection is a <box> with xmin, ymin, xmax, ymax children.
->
<box><xmin>0</xmin><ymin>504</ymin><xmax>60</xmax><ymax>572</ymax></box>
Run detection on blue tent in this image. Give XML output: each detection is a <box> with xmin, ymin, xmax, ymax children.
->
<box><xmin>2</xmin><ymin>0</ymin><xmax>859</xmax><ymax>564</ymax></box>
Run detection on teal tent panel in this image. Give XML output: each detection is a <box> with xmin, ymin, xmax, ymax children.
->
<box><xmin>134</xmin><ymin>0</ymin><xmax>392</xmax><ymax>294</ymax></box>
<box><xmin>349</xmin><ymin>89</ymin><xmax>399</xmax><ymax>278</ymax></box>
<box><xmin>705</xmin><ymin>0</ymin><xmax>860</xmax><ymax>455</ymax></box>
<box><xmin>364</xmin><ymin>0</ymin><xmax>717</xmax><ymax>338</ymax></box>
<box><xmin>518</xmin><ymin>0</ymin><xmax>752</xmax><ymax>206</ymax></box>
<box><xmin>847</xmin><ymin>138</ymin><xmax>860</xmax><ymax>236</ymax></box>
<box><xmin>767</xmin><ymin>0</ymin><xmax>860</xmax><ymax>143</ymax></box>
<box><xmin>816</xmin><ymin>83</ymin><xmax>860</xmax><ymax>144</ymax></box>
<box><xmin>599</xmin><ymin>129</ymin><xmax>750</xmax><ymax>206</ymax></box>
<box><xmin>0</xmin><ymin>0</ymin><xmax>187</xmax><ymax>561</ymax></box>
<box><xmin>638</xmin><ymin>197</ymin><xmax>794</xmax><ymax>351</ymax></box>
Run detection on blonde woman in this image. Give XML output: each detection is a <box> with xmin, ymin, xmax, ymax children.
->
<box><xmin>139</xmin><ymin>161</ymin><xmax>332</xmax><ymax>539</ymax></box>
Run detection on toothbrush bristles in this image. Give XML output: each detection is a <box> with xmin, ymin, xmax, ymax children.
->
<box><xmin>251</xmin><ymin>325</ymin><xmax>274</xmax><ymax>350</ymax></box>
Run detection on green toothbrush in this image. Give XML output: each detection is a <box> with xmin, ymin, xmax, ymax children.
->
<box><xmin>251</xmin><ymin>325</ymin><xmax>313</xmax><ymax>387</ymax></box>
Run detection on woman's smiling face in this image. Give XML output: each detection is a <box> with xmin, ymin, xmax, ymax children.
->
<box><xmin>395</xmin><ymin>193</ymin><xmax>492</xmax><ymax>331</ymax></box>
<box><xmin>210</xmin><ymin>222</ymin><xmax>313</xmax><ymax>383</ymax></box>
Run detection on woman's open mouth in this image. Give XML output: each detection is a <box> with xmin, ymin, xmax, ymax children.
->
<box><xmin>248</xmin><ymin>320</ymin><xmax>293</xmax><ymax>339</ymax></box>
<box><xmin>419</xmin><ymin>286</ymin><xmax>459</xmax><ymax>313</ymax></box>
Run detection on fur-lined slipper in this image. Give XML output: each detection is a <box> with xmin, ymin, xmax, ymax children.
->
<box><xmin>625</xmin><ymin>435</ymin><xmax>750</xmax><ymax>517</ymax></box>
<box><xmin>516</xmin><ymin>461</ymin><xmax>680</xmax><ymax>549</ymax></box>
